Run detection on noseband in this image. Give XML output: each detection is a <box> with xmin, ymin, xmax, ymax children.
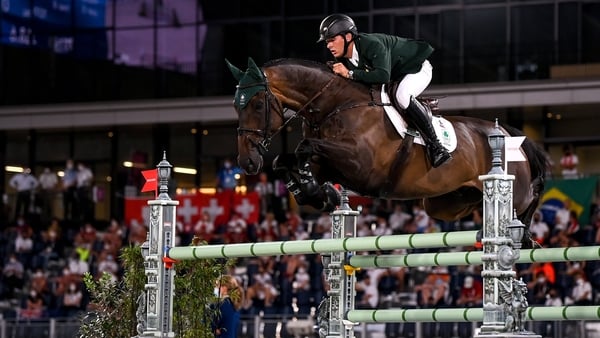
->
<box><xmin>236</xmin><ymin>75</ymin><xmax>336</xmax><ymax>154</ymax></box>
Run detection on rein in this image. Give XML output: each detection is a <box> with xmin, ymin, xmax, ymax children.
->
<box><xmin>237</xmin><ymin>76</ymin><xmax>337</xmax><ymax>154</ymax></box>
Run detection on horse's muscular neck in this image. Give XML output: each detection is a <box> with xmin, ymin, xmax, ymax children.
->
<box><xmin>266</xmin><ymin>65</ymin><xmax>338</xmax><ymax>117</ymax></box>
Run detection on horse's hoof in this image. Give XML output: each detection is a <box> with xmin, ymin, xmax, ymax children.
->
<box><xmin>322</xmin><ymin>183</ymin><xmax>341</xmax><ymax>210</ymax></box>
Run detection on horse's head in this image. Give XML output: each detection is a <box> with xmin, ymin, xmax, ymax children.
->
<box><xmin>226</xmin><ymin>57</ymin><xmax>285</xmax><ymax>175</ymax></box>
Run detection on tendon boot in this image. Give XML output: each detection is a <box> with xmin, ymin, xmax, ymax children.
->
<box><xmin>404</xmin><ymin>97</ymin><xmax>452</xmax><ymax>168</ymax></box>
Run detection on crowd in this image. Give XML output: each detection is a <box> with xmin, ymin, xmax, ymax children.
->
<box><xmin>0</xmin><ymin>156</ymin><xmax>598</xmax><ymax>338</ymax></box>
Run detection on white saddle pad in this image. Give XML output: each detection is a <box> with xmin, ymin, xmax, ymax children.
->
<box><xmin>381</xmin><ymin>86</ymin><xmax>457</xmax><ymax>152</ymax></box>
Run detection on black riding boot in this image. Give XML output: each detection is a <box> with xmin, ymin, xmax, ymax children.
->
<box><xmin>404</xmin><ymin>97</ymin><xmax>452</xmax><ymax>168</ymax></box>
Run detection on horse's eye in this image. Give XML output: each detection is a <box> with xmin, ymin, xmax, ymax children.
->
<box><xmin>253</xmin><ymin>100</ymin><xmax>264</xmax><ymax>111</ymax></box>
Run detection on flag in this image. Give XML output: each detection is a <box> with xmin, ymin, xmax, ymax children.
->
<box><xmin>505</xmin><ymin>136</ymin><xmax>526</xmax><ymax>162</ymax></box>
<box><xmin>141</xmin><ymin>169</ymin><xmax>158</xmax><ymax>197</ymax></box>
<box><xmin>540</xmin><ymin>177</ymin><xmax>598</xmax><ymax>226</ymax></box>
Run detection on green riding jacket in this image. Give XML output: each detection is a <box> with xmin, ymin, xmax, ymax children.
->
<box><xmin>338</xmin><ymin>32</ymin><xmax>434</xmax><ymax>84</ymax></box>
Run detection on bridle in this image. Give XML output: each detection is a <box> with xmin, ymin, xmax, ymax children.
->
<box><xmin>236</xmin><ymin>74</ymin><xmax>336</xmax><ymax>155</ymax></box>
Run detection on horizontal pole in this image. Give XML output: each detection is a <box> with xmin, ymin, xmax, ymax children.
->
<box><xmin>167</xmin><ymin>231</ymin><xmax>479</xmax><ymax>260</ymax></box>
<box><xmin>349</xmin><ymin>246</ymin><xmax>600</xmax><ymax>268</ymax></box>
<box><xmin>346</xmin><ymin>306</ymin><xmax>600</xmax><ymax>323</ymax></box>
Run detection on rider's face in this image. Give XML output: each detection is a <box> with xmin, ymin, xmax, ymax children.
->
<box><xmin>326</xmin><ymin>34</ymin><xmax>352</xmax><ymax>58</ymax></box>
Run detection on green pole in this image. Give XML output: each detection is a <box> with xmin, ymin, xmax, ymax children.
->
<box><xmin>346</xmin><ymin>306</ymin><xmax>600</xmax><ymax>323</ymax></box>
<box><xmin>348</xmin><ymin>246</ymin><xmax>600</xmax><ymax>268</ymax></box>
<box><xmin>167</xmin><ymin>230</ymin><xmax>479</xmax><ymax>260</ymax></box>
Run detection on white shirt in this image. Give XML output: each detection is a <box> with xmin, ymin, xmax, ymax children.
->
<box><xmin>39</xmin><ymin>171</ymin><xmax>58</xmax><ymax>190</ymax></box>
<box><xmin>530</xmin><ymin>220</ymin><xmax>549</xmax><ymax>239</ymax></box>
<box><xmin>77</xmin><ymin>167</ymin><xmax>93</xmax><ymax>188</ymax></box>
<box><xmin>9</xmin><ymin>173</ymin><xmax>38</xmax><ymax>192</ymax></box>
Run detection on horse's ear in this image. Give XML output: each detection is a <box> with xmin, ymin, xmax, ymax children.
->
<box><xmin>225</xmin><ymin>58</ymin><xmax>244</xmax><ymax>81</ymax></box>
<box><xmin>247</xmin><ymin>57</ymin><xmax>259</xmax><ymax>70</ymax></box>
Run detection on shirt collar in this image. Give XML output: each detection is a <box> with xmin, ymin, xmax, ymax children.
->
<box><xmin>349</xmin><ymin>42</ymin><xmax>359</xmax><ymax>66</ymax></box>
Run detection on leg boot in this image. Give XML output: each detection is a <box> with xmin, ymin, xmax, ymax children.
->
<box><xmin>404</xmin><ymin>97</ymin><xmax>452</xmax><ymax>168</ymax></box>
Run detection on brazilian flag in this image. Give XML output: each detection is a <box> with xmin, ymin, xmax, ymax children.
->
<box><xmin>540</xmin><ymin>177</ymin><xmax>598</xmax><ymax>226</ymax></box>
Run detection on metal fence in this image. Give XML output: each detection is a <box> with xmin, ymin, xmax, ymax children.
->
<box><xmin>1</xmin><ymin>315</ymin><xmax>599</xmax><ymax>338</ymax></box>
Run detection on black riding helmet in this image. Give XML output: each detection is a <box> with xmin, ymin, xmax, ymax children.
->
<box><xmin>317</xmin><ymin>13</ymin><xmax>358</xmax><ymax>43</ymax></box>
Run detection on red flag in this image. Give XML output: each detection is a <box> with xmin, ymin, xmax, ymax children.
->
<box><xmin>141</xmin><ymin>169</ymin><xmax>158</xmax><ymax>197</ymax></box>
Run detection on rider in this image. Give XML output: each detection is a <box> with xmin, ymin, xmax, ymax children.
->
<box><xmin>317</xmin><ymin>13</ymin><xmax>451</xmax><ymax>168</ymax></box>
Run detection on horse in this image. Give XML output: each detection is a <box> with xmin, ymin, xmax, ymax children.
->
<box><xmin>226</xmin><ymin>57</ymin><xmax>548</xmax><ymax>228</ymax></box>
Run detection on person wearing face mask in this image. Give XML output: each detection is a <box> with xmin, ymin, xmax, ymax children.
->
<box><xmin>570</xmin><ymin>271</ymin><xmax>592</xmax><ymax>305</ymax></box>
<box><xmin>1</xmin><ymin>253</ymin><xmax>24</xmax><ymax>299</ymax></box>
<box><xmin>211</xmin><ymin>275</ymin><xmax>244</xmax><ymax>338</ymax></box>
<box><xmin>21</xmin><ymin>288</ymin><xmax>45</xmax><ymax>319</ymax></box>
<box><xmin>61</xmin><ymin>282</ymin><xmax>83</xmax><ymax>317</ymax></box>
<box><xmin>216</xmin><ymin>158</ymin><xmax>244</xmax><ymax>192</ymax></box>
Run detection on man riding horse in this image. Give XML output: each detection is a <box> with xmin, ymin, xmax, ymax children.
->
<box><xmin>318</xmin><ymin>13</ymin><xmax>452</xmax><ymax>168</ymax></box>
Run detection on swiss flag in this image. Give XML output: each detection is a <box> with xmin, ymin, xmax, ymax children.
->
<box><xmin>124</xmin><ymin>197</ymin><xmax>152</xmax><ymax>226</ymax></box>
<box><xmin>123</xmin><ymin>192</ymin><xmax>261</xmax><ymax>227</ymax></box>
<box><xmin>233</xmin><ymin>193</ymin><xmax>259</xmax><ymax>224</ymax></box>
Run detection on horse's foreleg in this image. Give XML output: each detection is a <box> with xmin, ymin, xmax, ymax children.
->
<box><xmin>295</xmin><ymin>140</ymin><xmax>320</xmax><ymax>196</ymax></box>
<box><xmin>273</xmin><ymin>154</ymin><xmax>330</xmax><ymax>210</ymax></box>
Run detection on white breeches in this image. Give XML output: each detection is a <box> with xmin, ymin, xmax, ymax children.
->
<box><xmin>395</xmin><ymin>60</ymin><xmax>433</xmax><ymax>109</ymax></box>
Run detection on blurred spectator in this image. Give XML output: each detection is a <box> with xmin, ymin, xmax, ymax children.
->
<box><xmin>293</xmin><ymin>263</ymin><xmax>311</xmax><ymax>315</ymax></box>
<box><xmin>76</xmin><ymin>162</ymin><xmax>94</xmax><ymax>222</ymax></box>
<box><xmin>527</xmin><ymin>271</ymin><xmax>552</xmax><ymax>305</ymax></box>
<box><xmin>61</xmin><ymin>281</ymin><xmax>83</xmax><ymax>317</ymax></box>
<box><xmin>568</xmin><ymin>271</ymin><xmax>592</xmax><ymax>305</ymax></box>
<box><xmin>193</xmin><ymin>211</ymin><xmax>215</xmax><ymax>243</ymax></box>
<box><xmin>216</xmin><ymin>158</ymin><xmax>243</xmax><ymax>192</ymax></box>
<box><xmin>388</xmin><ymin>203</ymin><xmax>411</xmax><ymax>234</ymax></box>
<box><xmin>128</xmin><ymin>219</ymin><xmax>148</xmax><ymax>245</ymax></box>
<box><xmin>102</xmin><ymin>219</ymin><xmax>125</xmax><ymax>257</ymax></box>
<box><xmin>355</xmin><ymin>273</ymin><xmax>379</xmax><ymax>309</ymax></box>
<box><xmin>20</xmin><ymin>288</ymin><xmax>45</xmax><ymax>319</ymax></box>
<box><xmin>14</xmin><ymin>224</ymin><xmax>34</xmax><ymax>268</ymax></box>
<box><xmin>2</xmin><ymin>253</ymin><xmax>25</xmax><ymax>299</ymax></box>
<box><xmin>226</xmin><ymin>213</ymin><xmax>247</xmax><ymax>243</ymax></box>
<box><xmin>530</xmin><ymin>210</ymin><xmax>550</xmax><ymax>245</ymax></box>
<box><xmin>67</xmin><ymin>251</ymin><xmax>90</xmax><ymax>277</ymax></box>
<box><xmin>455</xmin><ymin>275</ymin><xmax>483</xmax><ymax>338</ymax></box>
<box><xmin>254</xmin><ymin>172</ymin><xmax>274</xmax><ymax>221</ymax></box>
<box><xmin>96</xmin><ymin>253</ymin><xmax>119</xmax><ymax>280</ymax></box>
<box><xmin>258</xmin><ymin>212</ymin><xmax>278</xmax><ymax>241</ymax></box>
<box><xmin>412</xmin><ymin>203</ymin><xmax>431</xmax><ymax>233</ymax></box>
<box><xmin>62</xmin><ymin>159</ymin><xmax>78</xmax><ymax>221</ymax></box>
<box><xmin>9</xmin><ymin>167</ymin><xmax>39</xmax><ymax>222</ymax></box>
<box><xmin>559</xmin><ymin>144</ymin><xmax>579</xmax><ymax>179</ymax></box>
<box><xmin>553</xmin><ymin>199</ymin><xmax>571</xmax><ymax>233</ymax></box>
<box><xmin>38</xmin><ymin>167</ymin><xmax>58</xmax><ymax>224</ymax></box>
<box><xmin>414</xmin><ymin>267</ymin><xmax>449</xmax><ymax>307</ymax></box>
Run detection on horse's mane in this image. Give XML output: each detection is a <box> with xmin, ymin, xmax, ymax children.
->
<box><xmin>263</xmin><ymin>58</ymin><xmax>333</xmax><ymax>74</ymax></box>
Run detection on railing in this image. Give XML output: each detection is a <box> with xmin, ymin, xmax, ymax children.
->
<box><xmin>1</xmin><ymin>315</ymin><xmax>598</xmax><ymax>338</ymax></box>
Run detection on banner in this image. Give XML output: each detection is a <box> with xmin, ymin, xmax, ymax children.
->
<box><xmin>539</xmin><ymin>177</ymin><xmax>598</xmax><ymax>226</ymax></box>
<box><xmin>124</xmin><ymin>191</ymin><xmax>260</xmax><ymax>227</ymax></box>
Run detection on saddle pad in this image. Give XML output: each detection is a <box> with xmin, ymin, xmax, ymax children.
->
<box><xmin>381</xmin><ymin>86</ymin><xmax>457</xmax><ymax>152</ymax></box>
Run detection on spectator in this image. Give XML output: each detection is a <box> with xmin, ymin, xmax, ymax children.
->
<box><xmin>455</xmin><ymin>276</ymin><xmax>483</xmax><ymax>338</ymax></box>
<box><xmin>568</xmin><ymin>271</ymin><xmax>592</xmax><ymax>305</ymax></box>
<box><xmin>96</xmin><ymin>253</ymin><xmax>119</xmax><ymax>280</ymax></box>
<box><xmin>559</xmin><ymin>144</ymin><xmax>579</xmax><ymax>179</ymax></box>
<box><xmin>530</xmin><ymin>210</ymin><xmax>550</xmax><ymax>245</ymax></box>
<box><xmin>254</xmin><ymin>172</ymin><xmax>274</xmax><ymax>221</ymax></box>
<box><xmin>293</xmin><ymin>263</ymin><xmax>312</xmax><ymax>315</ymax></box>
<box><xmin>216</xmin><ymin>158</ymin><xmax>243</xmax><ymax>192</ymax></box>
<box><xmin>62</xmin><ymin>159</ymin><xmax>78</xmax><ymax>221</ymax></box>
<box><xmin>388</xmin><ymin>203</ymin><xmax>412</xmax><ymax>234</ymax></box>
<box><xmin>414</xmin><ymin>267</ymin><xmax>449</xmax><ymax>307</ymax></box>
<box><xmin>20</xmin><ymin>288</ymin><xmax>45</xmax><ymax>319</ymax></box>
<box><xmin>76</xmin><ymin>162</ymin><xmax>94</xmax><ymax>222</ymax></box>
<box><xmin>14</xmin><ymin>225</ymin><xmax>34</xmax><ymax>268</ymax></box>
<box><xmin>38</xmin><ymin>167</ymin><xmax>58</xmax><ymax>224</ymax></box>
<box><xmin>61</xmin><ymin>281</ymin><xmax>83</xmax><ymax>317</ymax></box>
<box><xmin>194</xmin><ymin>211</ymin><xmax>215</xmax><ymax>243</ymax></box>
<box><xmin>2</xmin><ymin>253</ymin><xmax>25</xmax><ymax>299</ymax></box>
<box><xmin>212</xmin><ymin>275</ymin><xmax>244</xmax><ymax>338</ymax></box>
<box><xmin>9</xmin><ymin>167</ymin><xmax>39</xmax><ymax>221</ymax></box>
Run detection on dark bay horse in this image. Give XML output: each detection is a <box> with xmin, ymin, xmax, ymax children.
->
<box><xmin>226</xmin><ymin>57</ymin><xmax>547</xmax><ymax>226</ymax></box>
